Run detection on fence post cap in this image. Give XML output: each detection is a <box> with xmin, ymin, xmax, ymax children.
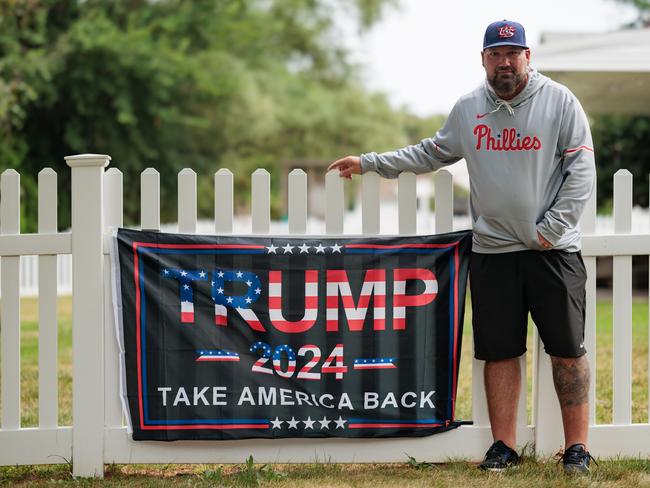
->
<box><xmin>65</xmin><ymin>154</ymin><xmax>111</xmax><ymax>168</ymax></box>
<box><xmin>1</xmin><ymin>168</ymin><xmax>19</xmax><ymax>177</ymax></box>
<box><xmin>38</xmin><ymin>167</ymin><xmax>57</xmax><ymax>176</ymax></box>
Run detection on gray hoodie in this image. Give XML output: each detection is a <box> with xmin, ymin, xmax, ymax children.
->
<box><xmin>360</xmin><ymin>69</ymin><xmax>596</xmax><ymax>253</ymax></box>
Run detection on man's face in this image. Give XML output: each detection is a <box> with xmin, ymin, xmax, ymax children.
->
<box><xmin>481</xmin><ymin>46</ymin><xmax>530</xmax><ymax>97</ymax></box>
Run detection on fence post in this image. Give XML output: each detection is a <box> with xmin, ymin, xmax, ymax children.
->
<box><xmin>325</xmin><ymin>170</ymin><xmax>344</xmax><ymax>235</ymax></box>
<box><xmin>66</xmin><ymin>154</ymin><xmax>110</xmax><ymax>478</ymax></box>
<box><xmin>612</xmin><ymin>169</ymin><xmax>632</xmax><ymax>424</ymax></box>
<box><xmin>252</xmin><ymin>169</ymin><xmax>270</xmax><ymax>234</ymax></box>
<box><xmin>38</xmin><ymin>168</ymin><xmax>59</xmax><ymax>428</ymax></box>
<box><xmin>581</xmin><ymin>185</ymin><xmax>597</xmax><ymax>425</ymax></box>
<box><xmin>362</xmin><ymin>172</ymin><xmax>380</xmax><ymax>235</ymax></box>
<box><xmin>398</xmin><ymin>173</ymin><xmax>417</xmax><ymax>235</ymax></box>
<box><xmin>104</xmin><ymin>168</ymin><xmax>124</xmax><ymax>432</ymax></box>
<box><xmin>1</xmin><ymin>169</ymin><xmax>21</xmax><ymax>430</ymax></box>
<box><xmin>288</xmin><ymin>169</ymin><xmax>307</xmax><ymax>234</ymax></box>
<box><xmin>215</xmin><ymin>169</ymin><xmax>233</xmax><ymax>234</ymax></box>
<box><xmin>434</xmin><ymin>170</ymin><xmax>453</xmax><ymax>234</ymax></box>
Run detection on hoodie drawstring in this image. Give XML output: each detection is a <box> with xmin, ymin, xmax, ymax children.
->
<box><xmin>490</xmin><ymin>99</ymin><xmax>515</xmax><ymax>116</ymax></box>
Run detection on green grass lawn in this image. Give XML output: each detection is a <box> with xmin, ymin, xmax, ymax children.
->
<box><xmin>1</xmin><ymin>457</ymin><xmax>650</xmax><ymax>487</ymax></box>
<box><xmin>1</xmin><ymin>295</ymin><xmax>648</xmax><ymax>485</ymax></box>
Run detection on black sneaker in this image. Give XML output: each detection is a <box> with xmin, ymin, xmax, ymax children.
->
<box><xmin>479</xmin><ymin>440</ymin><xmax>520</xmax><ymax>471</ymax></box>
<box><xmin>561</xmin><ymin>444</ymin><xmax>597</xmax><ymax>474</ymax></box>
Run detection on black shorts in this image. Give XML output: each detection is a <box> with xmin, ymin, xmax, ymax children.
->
<box><xmin>470</xmin><ymin>250</ymin><xmax>587</xmax><ymax>361</ymax></box>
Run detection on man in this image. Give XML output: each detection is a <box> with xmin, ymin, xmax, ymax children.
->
<box><xmin>328</xmin><ymin>20</ymin><xmax>596</xmax><ymax>473</ymax></box>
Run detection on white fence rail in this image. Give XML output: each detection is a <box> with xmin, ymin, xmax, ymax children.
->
<box><xmin>0</xmin><ymin>156</ymin><xmax>648</xmax><ymax>478</ymax></box>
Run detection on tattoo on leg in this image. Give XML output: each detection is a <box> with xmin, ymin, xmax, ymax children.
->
<box><xmin>550</xmin><ymin>356</ymin><xmax>590</xmax><ymax>407</ymax></box>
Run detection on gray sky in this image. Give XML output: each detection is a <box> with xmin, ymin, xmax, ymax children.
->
<box><xmin>346</xmin><ymin>0</ymin><xmax>638</xmax><ymax>115</ymax></box>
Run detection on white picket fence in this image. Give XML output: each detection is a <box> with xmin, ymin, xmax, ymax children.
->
<box><xmin>0</xmin><ymin>154</ymin><xmax>648</xmax><ymax>478</ymax></box>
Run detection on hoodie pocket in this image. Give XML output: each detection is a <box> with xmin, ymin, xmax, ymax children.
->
<box><xmin>474</xmin><ymin>215</ymin><xmax>542</xmax><ymax>250</ymax></box>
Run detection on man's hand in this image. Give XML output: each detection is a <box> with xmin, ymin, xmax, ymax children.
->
<box><xmin>327</xmin><ymin>156</ymin><xmax>361</xmax><ymax>179</ymax></box>
<box><xmin>537</xmin><ymin>231</ymin><xmax>552</xmax><ymax>249</ymax></box>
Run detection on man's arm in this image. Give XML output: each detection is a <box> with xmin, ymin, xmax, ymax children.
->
<box><xmin>536</xmin><ymin>95</ymin><xmax>596</xmax><ymax>246</ymax></box>
<box><xmin>329</xmin><ymin>104</ymin><xmax>464</xmax><ymax>179</ymax></box>
<box><xmin>359</xmin><ymin>136</ymin><xmax>462</xmax><ymax>179</ymax></box>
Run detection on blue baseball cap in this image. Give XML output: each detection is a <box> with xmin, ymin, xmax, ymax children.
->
<box><xmin>483</xmin><ymin>20</ymin><xmax>528</xmax><ymax>50</ymax></box>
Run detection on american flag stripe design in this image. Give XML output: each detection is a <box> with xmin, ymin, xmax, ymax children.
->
<box><xmin>236</xmin><ymin>307</ymin><xmax>264</xmax><ymax>330</ymax></box>
<box><xmin>326</xmin><ymin>270</ymin><xmax>386</xmax><ymax>332</ymax></box>
<box><xmin>353</xmin><ymin>358</ymin><xmax>396</xmax><ymax>370</ymax></box>
<box><xmin>272</xmin><ymin>344</ymin><xmax>297</xmax><ymax>378</ymax></box>
<box><xmin>196</xmin><ymin>349</ymin><xmax>240</xmax><ymax>362</ymax></box>
<box><xmin>211</xmin><ymin>269</ymin><xmax>265</xmax><ymax>331</ymax></box>
<box><xmin>267</xmin><ymin>271</ymin><xmax>318</xmax><ymax>333</ymax></box>
<box><xmin>215</xmin><ymin>303</ymin><xmax>264</xmax><ymax>329</ymax></box>
<box><xmin>181</xmin><ymin>300</ymin><xmax>194</xmax><ymax>323</ymax></box>
<box><xmin>393</xmin><ymin>269</ymin><xmax>437</xmax><ymax>330</ymax></box>
<box><xmin>214</xmin><ymin>304</ymin><xmax>227</xmax><ymax>326</ymax></box>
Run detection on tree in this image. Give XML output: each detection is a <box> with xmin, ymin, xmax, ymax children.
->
<box><xmin>593</xmin><ymin>0</ymin><xmax>650</xmax><ymax>209</ymax></box>
<box><xmin>1</xmin><ymin>0</ymin><xmax>421</xmax><ymax>232</ymax></box>
<box><xmin>591</xmin><ymin>115</ymin><xmax>650</xmax><ymax>209</ymax></box>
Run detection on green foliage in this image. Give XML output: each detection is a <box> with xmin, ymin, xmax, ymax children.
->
<box><xmin>591</xmin><ymin>115</ymin><xmax>650</xmax><ymax>210</ymax></box>
<box><xmin>200</xmin><ymin>465</ymin><xmax>225</xmax><ymax>483</ymax></box>
<box><xmin>226</xmin><ymin>456</ymin><xmax>287</xmax><ymax>487</ymax></box>
<box><xmin>1</xmin><ymin>0</ymin><xmax>433</xmax><ymax>232</ymax></box>
<box><xmin>405</xmin><ymin>454</ymin><xmax>435</xmax><ymax>470</ymax></box>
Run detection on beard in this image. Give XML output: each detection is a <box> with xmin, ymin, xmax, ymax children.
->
<box><xmin>488</xmin><ymin>69</ymin><xmax>525</xmax><ymax>97</ymax></box>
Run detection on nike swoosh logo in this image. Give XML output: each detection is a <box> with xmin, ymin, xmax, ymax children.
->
<box><xmin>476</xmin><ymin>112</ymin><xmax>490</xmax><ymax>119</ymax></box>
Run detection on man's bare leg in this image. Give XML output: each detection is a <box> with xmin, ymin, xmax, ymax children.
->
<box><xmin>550</xmin><ymin>355</ymin><xmax>590</xmax><ymax>448</ymax></box>
<box><xmin>484</xmin><ymin>357</ymin><xmax>521</xmax><ymax>449</ymax></box>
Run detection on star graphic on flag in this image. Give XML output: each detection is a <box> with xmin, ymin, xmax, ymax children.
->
<box><xmin>299</xmin><ymin>243</ymin><xmax>310</xmax><ymax>253</ymax></box>
<box><xmin>163</xmin><ymin>269</ymin><xmax>169</xmax><ymax>275</ymax></box>
<box><xmin>334</xmin><ymin>416</ymin><xmax>347</xmax><ymax>429</ymax></box>
<box><xmin>318</xmin><ymin>416</ymin><xmax>331</xmax><ymax>429</ymax></box>
<box><xmin>302</xmin><ymin>417</ymin><xmax>315</xmax><ymax>429</ymax></box>
<box><xmin>226</xmin><ymin>297</ymin><xmax>233</xmax><ymax>303</ymax></box>
<box><xmin>282</xmin><ymin>243</ymin><xmax>294</xmax><ymax>254</ymax></box>
<box><xmin>245</xmin><ymin>297</ymin><xmax>252</xmax><ymax>304</ymax></box>
<box><xmin>287</xmin><ymin>417</ymin><xmax>300</xmax><ymax>429</ymax></box>
<box><xmin>270</xmin><ymin>417</ymin><xmax>284</xmax><ymax>429</ymax></box>
<box><xmin>217</xmin><ymin>271</ymin><xmax>224</xmax><ymax>278</ymax></box>
<box><xmin>180</xmin><ymin>270</ymin><xmax>187</xmax><ymax>277</ymax></box>
<box><xmin>236</xmin><ymin>271</ymin><xmax>243</xmax><ymax>278</ymax></box>
<box><xmin>246</xmin><ymin>280</ymin><xmax>252</xmax><ymax>286</ymax></box>
<box><xmin>183</xmin><ymin>284</ymin><xmax>190</xmax><ymax>290</ymax></box>
<box><xmin>266</xmin><ymin>244</ymin><xmax>278</xmax><ymax>254</ymax></box>
<box><xmin>199</xmin><ymin>271</ymin><xmax>206</xmax><ymax>278</ymax></box>
<box><xmin>330</xmin><ymin>243</ymin><xmax>342</xmax><ymax>253</ymax></box>
<box><xmin>315</xmin><ymin>243</ymin><xmax>326</xmax><ymax>253</ymax></box>
<box><xmin>255</xmin><ymin>288</ymin><xmax>261</xmax><ymax>294</ymax></box>
<box><xmin>217</xmin><ymin>287</ymin><xmax>224</xmax><ymax>294</ymax></box>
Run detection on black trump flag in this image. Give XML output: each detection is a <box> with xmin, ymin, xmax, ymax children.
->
<box><xmin>111</xmin><ymin>228</ymin><xmax>472</xmax><ymax>441</ymax></box>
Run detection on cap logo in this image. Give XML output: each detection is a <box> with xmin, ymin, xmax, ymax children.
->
<box><xmin>498</xmin><ymin>25</ymin><xmax>516</xmax><ymax>38</ymax></box>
